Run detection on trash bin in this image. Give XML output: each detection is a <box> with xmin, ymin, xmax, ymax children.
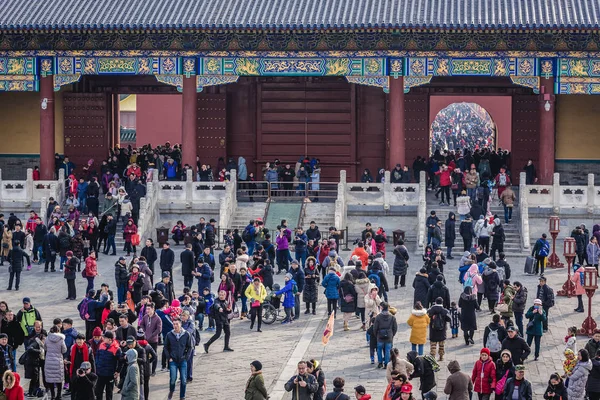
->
<box><xmin>393</xmin><ymin>229</ymin><xmax>405</xmax><ymax>246</ymax></box>
<box><xmin>156</xmin><ymin>227</ymin><xmax>169</xmax><ymax>246</ymax></box>
<box><xmin>183</xmin><ymin>228</ymin><xmax>193</xmax><ymax>245</ymax></box>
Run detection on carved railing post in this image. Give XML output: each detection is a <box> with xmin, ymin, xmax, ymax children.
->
<box><xmin>519</xmin><ymin>172</ymin><xmax>531</xmax><ymax>251</ymax></box>
<box><xmin>26</xmin><ymin>168</ymin><xmax>33</xmax><ymax>206</ymax></box>
<box><xmin>417</xmin><ymin>171</ymin><xmax>427</xmax><ymax>248</ymax></box>
<box><xmin>383</xmin><ymin>170</ymin><xmax>391</xmax><ymax>210</ymax></box>
<box><xmin>552</xmin><ymin>172</ymin><xmax>560</xmax><ymax>213</ymax></box>
<box><xmin>587</xmin><ymin>174</ymin><xmax>595</xmax><ymax>214</ymax></box>
<box><xmin>185</xmin><ymin>169</ymin><xmax>193</xmax><ymax>207</ymax></box>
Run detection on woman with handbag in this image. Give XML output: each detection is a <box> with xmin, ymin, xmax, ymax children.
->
<box><xmin>525</xmin><ymin>299</ymin><xmax>547</xmax><ymax>361</ymax></box>
<box><xmin>123</xmin><ymin>219</ymin><xmax>137</xmax><ymax>257</ymax></box>
<box><xmin>244</xmin><ymin>278</ymin><xmax>267</xmax><ymax>332</ymax></box>
<box><xmin>495</xmin><ymin>350</ymin><xmax>515</xmax><ymax>400</ymax></box>
<box><xmin>339</xmin><ymin>273</ymin><xmax>357</xmax><ymax>332</ymax></box>
<box><xmin>83</xmin><ymin>251</ymin><xmax>98</xmax><ymax>294</ymax></box>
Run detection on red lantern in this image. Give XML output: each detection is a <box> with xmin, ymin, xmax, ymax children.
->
<box><xmin>579</xmin><ymin>267</ymin><xmax>598</xmax><ymax>337</ymax></box>
<box><xmin>549</xmin><ymin>216</ymin><xmax>560</xmax><ymax>234</ymax></box>
<box><xmin>548</xmin><ymin>216</ymin><xmax>563</xmax><ymax>269</ymax></box>
<box><xmin>564</xmin><ymin>237</ymin><xmax>576</xmax><ymax>257</ymax></box>
<box><xmin>558</xmin><ymin>237</ymin><xmax>577</xmax><ymax>297</ymax></box>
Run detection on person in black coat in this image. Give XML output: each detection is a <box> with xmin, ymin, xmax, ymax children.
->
<box><xmin>392</xmin><ymin>240</ymin><xmax>410</xmax><ymax>288</ymax></box>
<box><xmin>482</xmin><ymin>262</ymin><xmax>501</xmax><ymax>312</ymax></box>
<box><xmin>426</xmin><ymin>275</ymin><xmax>450</xmax><ymax>309</ymax></box>
<box><xmin>412</xmin><ymin>268</ymin><xmax>431</xmax><ymax>309</ymax></box>
<box><xmin>258</xmin><ymin>260</ymin><xmax>274</xmax><ymax>290</ymax></box>
<box><xmin>140</xmin><ymin>239</ymin><xmax>158</xmax><ymax>278</ymax></box>
<box><xmin>587</xmin><ymin>348</ymin><xmax>600</xmax><ymax>398</ymax></box>
<box><xmin>71</xmin><ymin>363</ymin><xmax>97</xmax><ymax>400</ymax></box>
<box><xmin>159</xmin><ymin>242</ymin><xmax>175</xmax><ymax>280</ymax></box>
<box><xmin>64</xmin><ymin>251</ymin><xmax>79</xmax><ymax>300</ymax></box>
<box><xmin>338</xmin><ymin>274</ymin><xmax>357</xmax><ymax>331</ymax></box>
<box><xmin>427</xmin><ymin>262</ymin><xmax>444</xmax><ymax>285</ymax></box>
<box><xmin>7</xmin><ymin>242</ymin><xmax>30</xmax><ymax>290</ymax></box>
<box><xmin>407</xmin><ymin>350</ymin><xmax>437</xmax><ymax>397</ymax></box>
<box><xmin>458</xmin><ymin>286</ymin><xmax>478</xmax><ymax>345</ymax></box>
<box><xmin>427</xmin><ymin>299</ymin><xmax>451</xmax><ymax>361</ymax></box>
<box><xmin>543</xmin><ymin>373</ymin><xmax>568</xmax><ymax>400</ymax></box>
<box><xmin>42</xmin><ymin>229</ymin><xmax>59</xmax><ymax>272</ymax></box>
<box><xmin>180</xmin><ymin>243</ymin><xmax>195</xmax><ymax>289</ymax></box>
<box><xmin>303</xmin><ymin>257</ymin><xmax>319</xmax><ymax>314</ymax></box>
<box><xmin>445</xmin><ymin>212</ymin><xmax>456</xmax><ymax>259</ymax></box>
<box><xmin>459</xmin><ymin>215</ymin><xmax>476</xmax><ymax>252</ymax></box>
<box><xmin>490</xmin><ymin>218</ymin><xmax>505</xmax><ymax>261</ymax></box>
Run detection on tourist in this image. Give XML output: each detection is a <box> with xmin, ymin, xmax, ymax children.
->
<box><xmin>482</xmin><ymin>261</ymin><xmax>500</xmax><ymax>312</ymax></box>
<box><xmin>303</xmin><ymin>257</ymin><xmax>320</xmax><ymax>315</ymax></box>
<box><xmin>159</xmin><ymin>242</ymin><xmax>175</xmax><ymax>281</ymax></box>
<box><xmin>572</xmin><ymin>225</ymin><xmax>587</xmax><ymax>266</ymax></box>
<box><xmin>322</xmin><ymin>267</ymin><xmax>341</xmax><ymax>317</ymax></box>
<box><xmin>140</xmin><ymin>239</ymin><xmax>157</xmax><ymax>279</ymax></box>
<box><xmin>587</xmin><ymin>236</ymin><xmax>600</xmax><ymax>276</ymax></box>
<box><xmin>392</xmin><ymin>239</ymin><xmax>410</xmax><ymax>288</ymax></box>
<box><xmin>325</xmin><ymin>377</ymin><xmax>350</xmax><ymax>400</ymax></box>
<box><xmin>284</xmin><ymin>361</ymin><xmax>318</xmax><ymax>399</ymax></box>
<box><xmin>587</xmin><ymin>348</ymin><xmax>600</xmax><ymax>400</ymax></box>
<box><xmin>471</xmin><ymin>348</ymin><xmax>496</xmax><ymax>399</ymax></box>
<box><xmin>459</xmin><ymin>286</ymin><xmax>478</xmax><ymax>345</ymax></box>
<box><xmin>489</xmin><ymin>218</ymin><xmax>505</xmax><ymax>261</ymax></box>
<box><xmin>44</xmin><ymin>325</ymin><xmax>66</xmax><ymax>400</ymax></box>
<box><xmin>444</xmin><ymin>360</ymin><xmax>473</xmax><ymax>400</ymax></box>
<box><xmin>483</xmin><ymin>314</ymin><xmax>507</xmax><ymax>362</ymax></box>
<box><xmin>444</xmin><ymin>213</ymin><xmax>456</xmax><ymax>259</ymax></box>
<box><xmin>572</xmin><ymin>264</ymin><xmax>586</xmax><ymax>312</ymax></box>
<box><xmin>203</xmin><ymin>290</ymin><xmax>234</xmax><ymax>353</ymax></box>
<box><xmin>499</xmin><ymin>185</ymin><xmax>516</xmax><ymax>224</ymax></box>
<box><xmin>585</xmin><ymin>329</ymin><xmax>600</xmax><ymax>357</ymax></box>
<box><xmin>42</xmin><ymin>227</ymin><xmax>58</xmax><ymax>272</ymax></box>
<box><xmin>567</xmin><ymin>349</ymin><xmax>592</xmax><ymax>399</ymax></box>
<box><xmin>339</xmin><ymin>273</ymin><xmax>357</xmax><ymax>331</ymax></box>
<box><xmin>164</xmin><ymin>319</ymin><xmax>192</xmax><ymax>400</ymax></box>
<box><xmin>495</xmin><ymin>350</ymin><xmax>515</xmax><ymax>399</ymax></box>
<box><xmin>542</xmin><ymin>373</ymin><xmax>567</xmax><ymax>400</ymax></box>
<box><xmin>406</xmin><ymin>350</ymin><xmax>437</xmax><ymax>398</ymax></box>
<box><xmin>407</xmin><ymin>301</ymin><xmax>429</xmax><ymax>357</ymax></box>
<box><xmin>244</xmin><ymin>360</ymin><xmax>268</xmax><ymax>400</ymax></box>
<box><xmin>383</xmin><ymin>371</ymin><xmax>407</xmax><ymax>400</ymax></box>
<box><xmin>275</xmin><ymin>273</ymin><xmax>296</xmax><ymax>325</ymax></box>
<box><xmin>180</xmin><ymin>243</ymin><xmax>195</xmax><ymax>290</ymax></box>
<box><xmin>536</xmin><ymin>276</ymin><xmax>554</xmax><ymax>332</ymax></box>
<box><xmin>386</xmin><ymin>348</ymin><xmax>414</xmax><ymax>383</ymax></box>
<box><xmin>374</xmin><ymin>303</ymin><xmax>398</xmax><ymax>368</ymax></box>
<box><xmin>532</xmin><ymin>234</ymin><xmax>550</xmax><ymax>275</ymax></box>
<box><xmin>289</xmin><ymin>260</ymin><xmax>305</xmax><ymax>320</ymax></box>
<box><xmin>354</xmin><ymin>384</ymin><xmax>371</xmax><ymax>400</ymax></box>
<box><xmin>7</xmin><ymin>240</ymin><xmax>30</xmax><ymax>291</ymax></box>
<box><xmin>3</xmin><ymin>370</ymin><xmax>24</xmax><ymax>400</ymax></box>
<box><xmin>412</xmin><ymin>268</ymin><xmax>430</xmax><ymax>310</ymax></box>
<box><xmin>459</xmin><ymin>215</ymin><xmax>476</xmax><ymax>252</ymax></box>
<box><xmin>502</xmin><ymin>365</ymin><xmax>532</xmax><ymax>400</ymax></box>
<box><xmin>307</xmin><ymin>359</ymin><xmax>325</xmax><ymax>400</ymax></box>
<box><xmin>525</xmin><ymin>299</ymin><xmax>546</xmax><ymax>361</ymax></box>
<box><xmin>512</xmin><ymin>282</ymin><xmax>527</xmax><ymax>336</ymax></box>
<box><xmin>64</xmin><ymin>250</ymin><xmax>79</xmax><ymax>300</ymax></box>
<box><xmin>475</xmin><ymin>216</ymin><xmax>491</xmax><ymax>254</ymax></box>
<box><xmin>426</xmin><ymin>212</ymin><xmax>439</xmax><ymax>246</ymax></box>
<box><xmin>245</xmin><ymin>278</ymin><xmax>266</xmax><ymax>332</ymax></box>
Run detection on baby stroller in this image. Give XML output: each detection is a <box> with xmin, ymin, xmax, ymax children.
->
<box><xmin>262</xmin><ymin>284</ymin><xmax>285</xmax><ymax>324</ymax></box>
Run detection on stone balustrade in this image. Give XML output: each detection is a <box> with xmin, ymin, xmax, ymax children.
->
<box><xmin>0</xmin><ymin>168</ymin><xmax>64</xmax><ymax>217</ymax></box>
<box><xmin>521</xmin><ymin>172</ymin><xmax>600</xmax><ymax>213</ymax></box>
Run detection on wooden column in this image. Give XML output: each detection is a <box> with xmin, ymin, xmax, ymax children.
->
<box><xmin>39</xmin><ymin>75</ymin><xmax>55</xmax><ymax>180</ymax></box>
<box><xmin>539</xmin><ymin>77</ymin><xmax>556</xmax><ymax>184</ymax></box>
<box><xmin>388</xmin><ymin>77</ymin><xmax>405</xmax><ymax>168</ymax></box>
<box><xmin>112</xmin><ymin>94</ymin><xmax>120</xmax><ymax>149</ymax></box>
<box><xmin>182</xmin><ymin>76</ymin><xmax>197</xmax><ymax>168</ymax></box>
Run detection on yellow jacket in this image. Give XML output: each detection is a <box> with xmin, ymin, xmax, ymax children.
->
<box><xmin>245</xmin><ymin>283</ymin><xmax>268</xmax><ymax>304</ymax></box>
<box><xmin>407</xmin><ymin>309</ymin><xmax>430</xmax><ymax>345</ymax></box>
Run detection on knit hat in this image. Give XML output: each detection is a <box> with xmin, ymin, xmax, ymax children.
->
<box><xmin>66</xmin><ymin>251</ymin><xmax>73</xmax><ymax>257</ymax></box>
<box><xmin>285</xmin><ymin>273</ymin><xmax>293</xmax><ymax>280</ymax></box>
<box><xmin>136</xmin><ymin>329</ymin><xmax>145</xmax><ymax>340</ymax></box>
<box><xmin>22</xmin><ymin>297</ymin><xmax>31</xmax><ymax>304</ymax></box>
<box><xmin>80</xmin><ymin>361</ymin><xmax>92</xmax><ymax>370</ymax></box>
<box><xmin>92</xmin><ymin>327</ymin><xmax>103</xmax><ymax>337</ymax></box>
<box><xmin>480</xmin><ymin>348</ymin><xmax>491</xmax><ymax>357</ymax></box>
<box><xmin>400</xmin><ymin>383</ymin><xmax>413</xmax><ymax>393</ymax></box>
<box><xmin>290</xmin><ymin>259</ymin><xmax>299</xmax><ymax>266</ymax></box>
<box><xmin>0</xmin><ymin>334</ymin><xmax>7</xmax><ymax>340</ymax></box>
<box><xmin>533</xmin><ymin>299</ymin><xmax>543</xmax><ymax>305</ymax></box>
<box><xmin>250</xmin><ymin>360</ymin><xmax>262</xmax><ymax>371</ymax></box>
<box><xmin>162</xmin><ymin>271</ymin><xmax>171</xmax><ymax>278</ymax></box>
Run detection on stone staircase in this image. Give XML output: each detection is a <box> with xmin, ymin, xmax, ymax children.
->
<box><xmin>231</xmin><ymin>202</ymin><xmax>267</xmax><ymax>232</ymax></box>
<box><xmin>425</xmin><ymin>189</ymin><xmax>527</xmax><ymax>257</ymax></box>
<box><xmin>301</xmin><ymin>202</ymin><xmax>335</xmax><ymax>231</ymax></box>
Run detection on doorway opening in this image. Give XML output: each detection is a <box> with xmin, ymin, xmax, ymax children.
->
<box><xmin>430</xmin><ymin>102</ymin><xmax>496</xmax><ymax>155</ymax></box>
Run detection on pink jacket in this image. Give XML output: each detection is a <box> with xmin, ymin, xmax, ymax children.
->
<box><xmin>571</xmin><ymin>267</ymin><xmax>587</xmax><ymax>296</ymax></box>
<box><xmin>466</xmin><ymin>264</ymin><xmax>483</xmax><ymax>295</ymax></box>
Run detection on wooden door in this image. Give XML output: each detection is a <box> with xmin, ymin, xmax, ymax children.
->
<box><xmin>404</xmin><ymin>92</ymin><xmax>430</xmax><ymax>166</ymax></box>
<box><xmin>511</xmin><ymin>95</ymin><xmax>540</xmax><ymax>184</ymax></box>
<box><xmin>62</xmin><ymin>93</ymin><xmax>110</xmax><ymax>176</ymax></box>
<box><xmin>197</xmin><ymin>93</ymin><xmax>227</xmax><ymax>172</ymax></box>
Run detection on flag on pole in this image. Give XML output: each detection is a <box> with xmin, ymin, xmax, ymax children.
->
<box><xmin>322</xmin><ymin>312</ymin><xmax>335</xmax><ymax>346</ymax></box>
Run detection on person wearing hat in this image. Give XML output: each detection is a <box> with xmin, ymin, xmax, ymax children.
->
<box><xmin>289</xmin><ymin>259</ymin><xmax>305</xmax><ymax>321</ymax></box>
<box><xmin>535</xmin><ymin>275</ymin><xmax>554</xmax><ymax>332</ymax></box>
<box><xmin>88</xmin><ymin>327</ymin><xmax>103</xmax><ymax>357</ymax></box>
<box><xmin>64</xmin><ymin>250</ymin><xmax>79</xmax><ymax>300</ymax></box>
<box><xmin>0</xmin><ymin>333</ymin><xmax>14</xmax><ymax>386</ymax></box>
<box><xmin>156</xmin><ymin>271</ymin><xmax>176</xmax><ymax>306</ymax></box>
<box><xmin>354</xmin><ymin>385</ymin><xmax>372</xmax><ymax>400</ymax></box>
<box><xmin>69</xmin><ymin>333</ymin><xmax>95</xmax><ymax>399</ymax></box>
<box><xmin>6</xmin><ymin>239</ymin><xmax>30</xmax><ymax>291</ymax></box>
<box><xmin>120</xmin><ymin>348</ymin><xmax>140</xmax><ymax>400</ymax></box>
<box><xmin>383</xmin><ymin>371</ymin><xmax>407</xmax><ymax>399</ymax></box>
<box><xmin>426</xmin><ymin>211</ymin><xmax>440</xmax><ymax>246</ymax></box>
<box><xmin>524</xmin><ymin>299</ymin><xmax>546</xmax><ymax>361</ymax></box>
<box><xmin>444</xmin><ymin>360</ymin><xmax>473</xmax><ymax>400</ymax></box>
<box><xmin>400</xmin><ymin>382</ymin><xmax>414</xmax><ymax>399</ymax></box>
<box><xmin>94</xmin><ymin>330</ymin><xmax>122</xmax><ymax>400</ymax></box>
<box><xmin>115</xmin><ymin>256</ymin><xmax>129</xmax><ymax>304</ymax></box>
<box><xmin>275</xmin><ymin>273</ymin><xmax>297</xmax><ymax>324</ymax></box>
<box><xmin>471</xmin><ymin>348</ymin><xmax>496</xmax><ymax>398</ymax></box>
<box><xmin>501</xmin><ymin>365</ymin><xmax>532</xmax><ymax>400</ymax></box>
<box><xmin>135</xmin><ymin>329</ymin><xmax>156</xmax><ymax>400</ymax></box>
<box><xmin>245</xmin><ymin>360</ymin><xmax>268</xmax><ymax>400</ymax></box>
<box><xmin>501</xmin><ymin>326</ymin><xmax>531</xmax><ymax>366</ymax></box>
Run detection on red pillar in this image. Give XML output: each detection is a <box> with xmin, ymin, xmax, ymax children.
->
<box><xmin>113</xmin><ymin>94</ymin><xmax>120</xmax><ymax>149</ymax></box>
<box><xmin>39</xmin><ymin>75</ymin><xmax>55</xmax><ymax>180</ymax></box>
<box><xmin>389</xmin><ymin>77</ymin><xmax>405</xmax><ymax>169</ymax></box>
<box><xmin>181</xmin><ymin>76</ymin><xmax>197</xmax><ymax>169</ymax></box>
<box><xmin>539</xmin><ymin>77</ymin><xmax>556</xmax><ymax>184</ymax></box>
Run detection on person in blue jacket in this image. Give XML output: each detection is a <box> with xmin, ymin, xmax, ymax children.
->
<box><xmin>156</xmin><ymin>306</ymin><xmax>174</xmax><ymax>371</ymax></box>
<box><xmin>275</xmin><ymin>273</ymin><xmax>296</xmax><ymax>325</ymax></box>
<box><xmin>322</xmin><ymin>268</ymin><xmax>341</xmax><ymax>317</ymax></box>
<box><xmin>193</xmin><ymin>261</ymin><xmax>213</xmax><ymax>293</ymax></box>
<box><xmin>164</xmin><ymin>158</ymin><xmax>178</xmax><ymax>180</ymax></box>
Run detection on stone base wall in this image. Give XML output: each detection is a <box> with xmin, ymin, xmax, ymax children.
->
<box><xmin>0</xmin><ymin>156</ymin><xmax>39</xmax><ymax>180</ymax></box>
<box><xmin>555</xmin><ymin>161</ymin><xmax>600</xmax><ymax>185</ymax></box>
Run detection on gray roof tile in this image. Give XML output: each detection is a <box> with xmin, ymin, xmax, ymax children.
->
<box><xmin>1</xmin><ymin>0</ymin><xmax>599</xmax><ymax>30</ymax></box>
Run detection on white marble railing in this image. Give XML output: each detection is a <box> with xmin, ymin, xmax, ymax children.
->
<box><xmin>519</xmin><ymin>172</ymin><xmax>531</xmax><ymax>250</ymax></box>
<box><xmin>137</xmin><ymin>174</ymin><xmax>159</xmax><ymax>242</ymax></box>
<box><xmin>524</xmin><ymin>172</ymin><xmax>600</xmax><ymax>213</ymax></box>
<box><xmin>218</xmin><ymin>170</ymin><xmax>237</xmax><ymax>229</ymax></box>
<box><xmin>334</xmin><ymin>170</ymin><xmax>347</xmax><ymax>230</ymax></box>
<box><xmin>0</xmin><ymin>168</ymin><xmax>63</xmax><ymax>214</ymax></box>
<box><xmin>417</xmin><ymin>171</ymin><xmax>427</xmax><ymax>248</ymax></box>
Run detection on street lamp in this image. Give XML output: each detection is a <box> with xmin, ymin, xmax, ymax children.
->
<box><xmin>558</xmin><ymin>237</ymin><xmax>577</xmax><ymax>297</ymax></box>
<box><xmin>578</xmin><ymin>267</ymin><xmax>598</xmax><ymax>337</ymax></box>
<box><xmin>548</xmin><ymin>216</ymin><xmax>564</xmax><ymax>268</ymax></box>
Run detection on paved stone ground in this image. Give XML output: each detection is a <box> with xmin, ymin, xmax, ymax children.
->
<box><xmin>2</xmin><ymin>245</ymin><xmax>597</xmax><ymax>399</ymax></box>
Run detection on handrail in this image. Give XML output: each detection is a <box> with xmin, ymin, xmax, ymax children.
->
<box><xmin>297</xmin><ymin>199</ymin><xmax>307</xmax><ymax>229</ymax></box>
<box><xmin>263</xmin><ymin>198</ymin><xmax>271</xmax><ymax>224</ymax></box>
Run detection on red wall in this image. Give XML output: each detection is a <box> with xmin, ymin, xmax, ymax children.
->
<box><xmin>429</xmin><ymin>96</ymin><xmax>512</xmax><ymax>151</ymax></box>
<box><xmin>136</xmin><ymin>94</ymin><xmax>182</xmax><ymax>146</ymax></box>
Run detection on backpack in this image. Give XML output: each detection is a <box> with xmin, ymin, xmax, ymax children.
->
<box><xmin>292</xmin><ymin>283</ymin><xmax>299</xmax><ymax>295</ymax></box>
<box><xmin>538</xmin><ymin>240</ymin><xmax>550</xmax><ymax>257</ymax></box>
<box><xmin>476</xmin><ymin>186</ymin><xmax>485</xmax><ymax>200</ymax></box>
<box><xmin>432</xmin><ymin>313</ymin><xmax>445</xmax><ymax>331</ymax></box>
<box><xmin>487</xmin><ymin>328</ymin><xmax>502</xmax><ymax>352</ymax></box>
<box><xmin>463</xmin><ymin>274</ymin><xmax>474</xmax><ymax>288</ymax></box>
<box><xmin>59</xmin><ymin>235</ymin><xmax>71</xmax><ymax>249</ymax></box>
<box><xmin>423</xmin><ymin>355</ymin><xmax>441</xmax><ymax>373</ymax></box>
<box><xmin>499</xmin><ymin>174</ymin><xmax>507</xmax><ymax>186</ymax></box>
<box><xmin>242</xmin><ymin>227</ymin><xmax>253</xmax><ymax>243</ymax></box>
<box><xmin>546</xmin><ymin>287</ymin><xmax>555</xmax><ymax>307</ymax></box>
<box><xmin>79</xmin><ymin>297</ymin><xmax>91</xmax><ymax>320</ymax></box>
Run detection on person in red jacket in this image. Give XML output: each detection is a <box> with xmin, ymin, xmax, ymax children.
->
<box><xmin>435</xmin><ymin>164</ymin><xmax>452</xmax><ymax>206</ymax></box>
<box><xmin>123</xmin><ymin>219</ymin><xmax>138</xmax><ymax>257</ymax></box>
<box><xmin>472</xmin><ymin>347</ymin><xmax>497</xmax><ymax>399</ymax></box>
<box><xmin>3</xmin><ymin>370</ymin><xmax>24</xmax><ymax>400</ymax></box>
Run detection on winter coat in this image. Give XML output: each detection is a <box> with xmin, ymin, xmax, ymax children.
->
<box><xmin>587</xmin><ymin>356</ymin><xmax>600</xmax><ymax>393</ymax></box>
<box><xmin>392</xmin><ymin>245</ymin><xmax>409</xmax><ymax>276</ymax></box>
<box><xmin>3</xmin><ymin>371</ymin><xmax>24</xmax><ymax>400</ymax></box>
<box><xmin>284</xmin><ymin>373</ymin><xmax>318</xmax><ymax>400</ymax></box>
<box><xmin>472</xmin><ymin>359</ymin><xmax>496</xmax><ymax>394</ymax></box>
<box><xmin>339</xmin><ymin>280</ymin><xmax>357</xmax><ymax>313</ymax></box>
<box><xmin>195</xmin><ymin>263</ymin><xmax>213</xmax><ymax>292</ymax></box>
<box><xmin>500</xmin><ymin>285</ymin><xmax>516</xmax><ymax>318</ymax></box>
<box><xmin>412</xmin><ymin>273</ymin><xmax>430</xmax><ymax>308</ymax></box>
<box><xmin>571</xmin><ymin>266</ymin><xmax>587</xmax><ymax>296</ymax></box>
<box><xmin>588</xmin><ymin>242</ymin><xmax>600</xmax><ymax>265</ymax></box>
<box><xmin>321</xmin><ymin>272</ymin><xmax>340</xmax><ymax>300</ymax></box>
<box><xmin>445</xmin><ymin>213</ymin><xmax>456</xmax><ymax>247</ymax></box>
<box><xmin>114</xmin><ymin>261</ymin><xmax>129</xmax><ymax>286</ymax></box>
<box><xmin>373</xmin><ymin>311</ymin><xmax>398</xmax><ymax>344</ymax></box>
<box><xmin>275</xmin><ymin>279</ymin><xmax>297</xmax><ymax>308</ymax></box>
<box><xmin>407</xmin><ymin>351</ymin><xmax>436</xmax><ymax>393</ymax></box>
<box><xmin>444</xmin><ymin>361</ymin><xmax>473</xmax><ymax>400</ymax></box>
<box><xmin>303</xmin><ymin>263</ymin><xmax>319</xmax><ymax>304</ymax></box>
<box><xmin>325</xmin><ymin>389</ymin><xmax>350</xmax><ymax>400</ymax></box>
<box><xmin>427</xmin><ymin>304</ymin><xmax>450</xmax><ymax>342</ymax></box>
<box><xmin>525</xmin><ymin>306</ymin><xmax>546</xmax><ymax>336</ymax></box>
<box><xmin>84</xmin><ymin>256</ymin><xmax>98</xmax><ymax>277</ymax></box>
<box><xmin>543</xmin><ymin>379</ymin><xmax>568</xmax><ymax>400</ymax></box>
<box><xmin>501</xmin><ymin>336</ymin><xmax>531</xmax><ymax>366</ymax></box>
<box><xmin>464</xmin><ymin>264</ymin><xmax>483</xmax><ymax>295</ymax></box>
<box><xmin>567</xmin><ymin>360</ymin><xmax>592</xmax><ymax>399</ymax></box>
<box><xmin>245</xmin><ymin>372</ymin><xmax>268</xmax><ymax>400</ymax></box>
<box><xmin>140</xmin><ymin>313</ymin><xmax>162</xmax><ymax>344</ymax></box>
<box><xmin>72</xmin><ymin>372</ymin><xmax>98</xmax><ymax>400</ymax></box>
<box><xmin>512</xmin><ymin>287</ymin><xmax>528</xmax><ymax>313</ymax></box>
<box><xmin>457</xmin><ymin>195</ymin><xmax>472</xmax><ymax>215</ymax></box>
<box><xmin>407</xmin><ymin>308</ymin><xmax>430</xmax><ymax>345</ymax></box>
<box><xmin>121</xmin><ymin>349</ymin><xmax>140</xmax><ymax>400</ymax></box>
<box><xmin>502</xmin><ymin>378</ymin><xmax>532</xmax><ymax>400</ymax></box>
<box><xmin>386</xmin><ymin>358</ymin><xmax>414</xmax><ymax>383</ymax></box>
<box><xmin>483</xmin><ymin>268</ymin><xmax>501</xmax><ymax>302</ymax></box>
<box><xmin>426</xmin><ymin>281</ymin><xmax>451</xmax><ymax>309</ymax></box>
<box><xmin>458</xmin><ymin>292</ymin><xmax>478</xmax><ymax>331</ymax></box>
<box><xmin>44</xmin><ymin>332</ymin><xmax>67</xmax><ymax>383</ymax></box>
<box><xmin>354</xmin><ymin>278</ymin><xmax>372</xmax><ymax>309</ymax></box>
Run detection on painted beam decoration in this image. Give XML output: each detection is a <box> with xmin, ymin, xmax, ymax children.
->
<box><xmin>557</xmin><ymin>58</ymin><xmax>600</xmax><ymax>94</ymax></box>
<box><xmin>0</xmin><ymin>57</ymin><xmax>37</xmax><ymax>91</ymax></box>
<box><xmin>198</xmin><ymin>57</ymin><xmax>386</xmax><ymax>76</ymax></box>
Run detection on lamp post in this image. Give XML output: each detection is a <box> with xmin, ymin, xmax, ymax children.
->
<box><xmin>577</xmin><ymin>267</ymin><xmax>598</xmax><ymax>337</ymax></box>
<box><xmin>558</xmin><ymin>237</ymin><xmax>577</xmax><ymax>297</ymax></box>
<box><xmin>547</xmin><ymin>216</ymin><xmax>564</xmax><ymax>268</ymax></box>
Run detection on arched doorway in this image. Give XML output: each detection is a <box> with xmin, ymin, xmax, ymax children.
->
<box><xmin>430</xmin><ymin>102</ymin><xmax>496</xmax><ymax>155</ymax></box>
